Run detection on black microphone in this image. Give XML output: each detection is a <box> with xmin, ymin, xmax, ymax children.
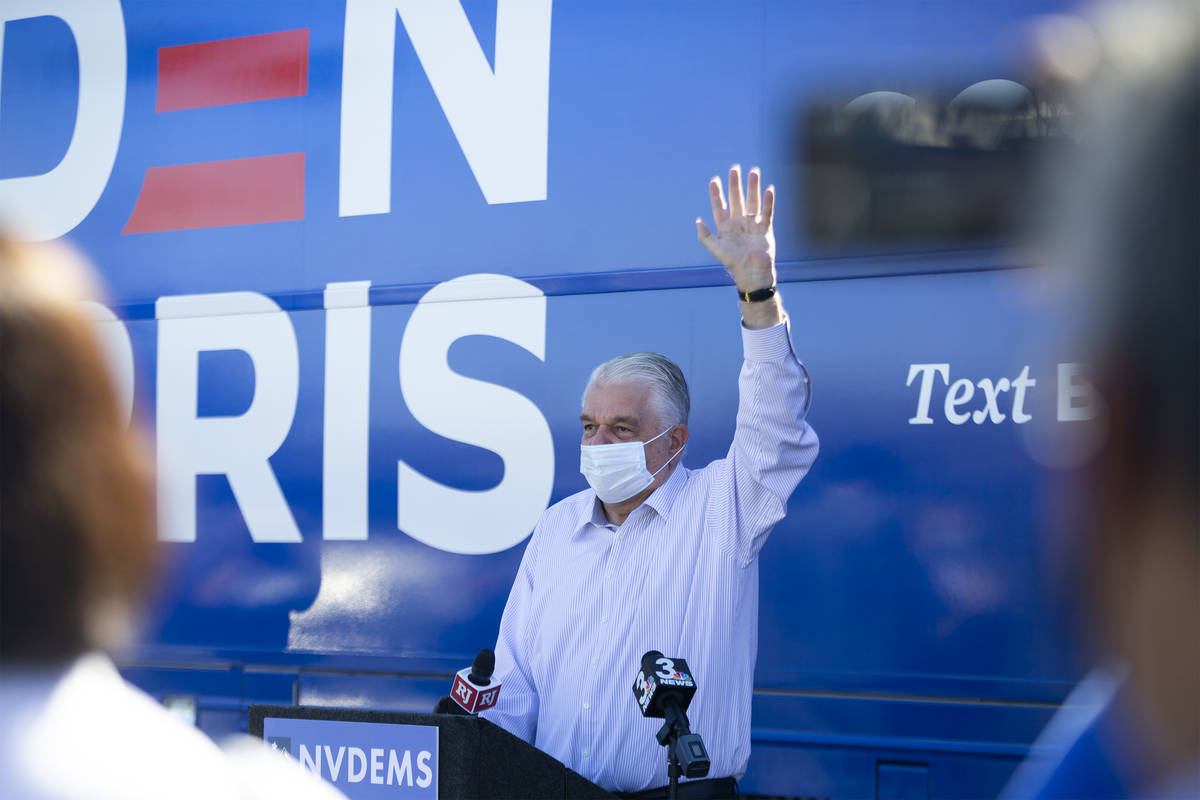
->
<box><xmin>631</xmin><ymin>650</ymin><xmax>710</xmax><ymax>779</ymax></box>
<box><xmin>468</xmin><ymin>649</ymin><xmax>495</xmax><ymax>686</ymax></box>
<box><xmin>632</xmin><ymin>650</ymin><xmax>697</xmax><ymax>717</ymax></box>
<box><xmin>436</xmin><ymin>648</ymin><xmax>502</xmax><ymax>715</ymax></box>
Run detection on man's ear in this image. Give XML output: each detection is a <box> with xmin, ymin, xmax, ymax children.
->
<box><xmin>671</xmin><ymin>424</ymin><xmax>690</xmax><ymax>455</ymax></box>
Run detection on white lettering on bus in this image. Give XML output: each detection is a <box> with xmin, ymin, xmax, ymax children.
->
<box><xmin>0</xmin><ymin>0</ymin><xmax>551</xmax><ymax>240</ymax></box>
<box><xmin>339</xmin><ymin>0</ymin><xmax>552</xmax><ymax>214</ymax></box>
<box><xmin>397</xmin><ymin>274</ymin><xmax>554</xmax><ymax>554</ymax></box>
<box><xmin>0</xmin><ymin>0</ymin><xmax>125</xmax><ymax>240</ymax></box>
<box><xmin>156</xmin><ymin>292</ymin><xmax>302</xmax><ymax>543</ymax></box>
<box><xmin>149</xmin><ymin>274</ymin><xmax>551</xmax><ymax>553</ymax></box>
<box><xmin>907</xmin><ymin>363</ymin><xmax>1041</xmax><ymax>425</ymax></box>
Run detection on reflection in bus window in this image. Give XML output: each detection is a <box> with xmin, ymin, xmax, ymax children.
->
<box><xmin>801</xmin><ymin>79</ymin><xmax>1076</xmax><ymax>249</ymax></box>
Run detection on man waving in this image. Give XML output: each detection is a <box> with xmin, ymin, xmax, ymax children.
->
<box><xmin>483</xmin><ymin>166</ymin><xmax>819</xmax><ymax>798</ymax></box>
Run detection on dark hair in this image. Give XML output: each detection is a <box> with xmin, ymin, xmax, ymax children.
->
<box><xmin>1072</xmin><ymin>29</ymin><xmax>1200</xmax><ymax>773</ymax></box>
<box><xmin>1089</xmin><ymin>50</ymin><xmax>1198</xmax><ymax>500</ymax></box>
<box><xmin>0</xmin><ymin>237</ymin><xmax>157</xmax><ymax>664</ymax></box>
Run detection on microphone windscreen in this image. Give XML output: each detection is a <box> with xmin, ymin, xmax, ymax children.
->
<box><xmin>472</xmin><ymin>648</ymin><xmax>495</xmax><ymax>680</ymax></box>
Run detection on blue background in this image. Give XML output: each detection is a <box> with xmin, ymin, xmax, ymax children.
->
<box><xmin>2</xmin><ymin>2</ymin><xmax>1086</xmax><ymax>797</ymax></box>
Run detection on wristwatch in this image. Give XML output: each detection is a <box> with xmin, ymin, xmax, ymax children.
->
<box><xmin>738</xmin><ymin>285</ymin><xmax>776</xmax><ymax>303</ymax></box>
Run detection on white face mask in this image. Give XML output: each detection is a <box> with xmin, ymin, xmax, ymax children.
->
<box><xmin>579</xmin><ymin>426</ymin><xmax>684</xmax><ymax>504</ymax></box>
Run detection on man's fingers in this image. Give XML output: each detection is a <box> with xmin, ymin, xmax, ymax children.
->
<box><xmin>696</xmin><ymin>218</ymin><xmax>716</xmax><ymax>250</ymax></box>
<box><xmin>711</xmin><ymin>166</ymin><xmax>770</xmax><ymax>227</ymax></box>
<box><xmin>747</xmin><ymin>168</ymin><xmax>761</xmax><ymax>218</ymax></box>
<box><xmin>728</xmin><ymin>164</ymin><xmax>745</xmax><ymax>218</ymax></box>
<box><xmin>708</xmin><ymin>178</ymin><xmax>728</xmax><ymax>226</ymax></box>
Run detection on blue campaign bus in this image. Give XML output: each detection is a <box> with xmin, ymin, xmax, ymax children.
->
<box><xmin>1</xmin><ymin>1</ymin><xmax>1095</xmax><ymax>797</ymax></box>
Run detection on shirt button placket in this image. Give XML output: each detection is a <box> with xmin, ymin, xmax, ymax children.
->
<box><xmin>602</xmin><ymin>527</ymin><xmax>621</xmax><ymax>626</ymax></box>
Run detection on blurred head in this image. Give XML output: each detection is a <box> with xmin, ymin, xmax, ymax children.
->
<box><xmin>0</xmin><ymin>236</ymin><xmax>156</xmax><ymax>666</ymax></box>
<box><xmin>1046</xmin><ymin>0</ymin><xmax>1199</xmax><ymax>776</ymax></box>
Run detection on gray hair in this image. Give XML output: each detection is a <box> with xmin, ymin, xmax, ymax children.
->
<box><xmin>582</xmin><ymin>352</ymin><xmax>690</xmax><ymax>427</ymax></box>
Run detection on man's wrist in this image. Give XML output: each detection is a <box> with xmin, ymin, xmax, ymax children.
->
<box><xmin>734</xmin><ymin>274</ymin><xmax>775</xmax><ymax>292</ymax></box>
<box><xmin>737</xmin><ymin>285</ymin><xmax>776</xmax><ymax>303</ymax></box>
<box><xmin>740</xmin><ymin>294</ymin><xmax>784</xmax><ymax>330</ymax></box>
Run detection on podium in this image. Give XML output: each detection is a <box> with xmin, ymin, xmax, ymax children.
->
<box><xmin>249</xmin><ymin>704</ymin><xmax>616</xmax><ymax>799</ymax></box>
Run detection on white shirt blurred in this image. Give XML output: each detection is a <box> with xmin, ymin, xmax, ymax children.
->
<box><xmin>0</xmin><ymin>652</ymin><xmax>346</xmax><ymax>800</ymax></box>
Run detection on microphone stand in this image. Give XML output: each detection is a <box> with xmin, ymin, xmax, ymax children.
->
<box><xmin>656</xmin><ymin>704</ymin><xmax>687</xmax><ymax>800</ymax></box>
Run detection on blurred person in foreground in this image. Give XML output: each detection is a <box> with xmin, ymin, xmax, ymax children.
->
<box><xmin>0</xmin><ymin>236</ymin><xmax>346</xmax><ymax>800</ymax></box>
<box><xmin>1003</xmin><ymin>2</ymin><xmax>1198</xmax><ymax>798</ymax></box>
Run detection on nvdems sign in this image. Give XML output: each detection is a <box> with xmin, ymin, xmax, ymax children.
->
<box><xmin>264</xmin><ymin>717</ymin><xmax>437</xmax><ymax>798</ymax></box>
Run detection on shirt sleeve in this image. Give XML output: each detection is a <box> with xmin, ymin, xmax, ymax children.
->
<box><xmin>706</xmin><ymin>316</ymin><xmax>819</xmax><ymax>566</ymax></box>
<box><xmin>479</xmin><ymin>528</ymin><xmax>541</xmax><ymax>743</ymax></box>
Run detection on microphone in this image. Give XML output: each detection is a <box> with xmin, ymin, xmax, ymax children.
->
<box><xmin>632</xmin><ymin>650</ymin><xmax>697</xmax><ymax>718</ymax></box>
<box><xmin>631</xmin><ymin>650</ymin><xmax>710</xmax><ymax>780</ymax></box>
<box><xmin>442</xmin><ymin>648</ymin><xmax>501</xmax><ymax>715</ymax></box>
<box><xmin>468</xmin><ymin>648</ymin><xmax>495</xmax><ymax>686</ymax></box>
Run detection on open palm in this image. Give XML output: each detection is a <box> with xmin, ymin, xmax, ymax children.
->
<box><xmin>696</xmin><ymin>165</ymin><xmax>776</xmax><ymax>292</ymax></box>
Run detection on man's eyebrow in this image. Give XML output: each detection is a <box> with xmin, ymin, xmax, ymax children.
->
<box><xmin>579</xmin><ymin>413</ymin><xmax>640</xmax><ymax>426</ymax></box>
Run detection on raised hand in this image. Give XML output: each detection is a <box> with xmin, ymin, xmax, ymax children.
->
<box><xmin>696</xmin><ymin>165</ymin><xmax>783</xmax><ymax>328</ymax></box>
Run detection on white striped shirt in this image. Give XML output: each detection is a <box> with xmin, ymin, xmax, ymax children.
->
<box><xmin>481</xmin><ymin>320</ymin><xmax>818</xmax><ymax>793</ymax></box>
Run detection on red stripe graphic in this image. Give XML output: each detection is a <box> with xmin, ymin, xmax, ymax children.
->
<box><xmin>157</xmin><ymin>29</ymin><xmax>309</xmax><ymax>112</ymax></box>
<box><xmin>123</xmin><ymin>154</ymin><xmax>305</xmax><ymax>234</ymax></box>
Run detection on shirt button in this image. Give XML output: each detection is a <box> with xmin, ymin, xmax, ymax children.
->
<box><xmin>617</xmin><ymin>534</ymin><xmax>624</xmax><ymax>541</ymax></box>
<box><xmin>583</xmin><ymin>702</ymin><xmax>590</xmax><ymax>710</ymax></box>
<box><xmin>601</xmin><ymin>616</ymin><xmax>608</xmax><ymax>623</ymax></box>
<box><xmin>590</xmin><ymin>657</ymin><xmax>597</xmax><ymax>665</ymax></box>
<box><xmin>605</xmin><ymin>572</ymin><xmax>612</xmax><ymax>581</ymax></box>
<box><xmin>582</xmin><ymin>749</ymin><xmax>589</xmax><ymax>758</ymax></box>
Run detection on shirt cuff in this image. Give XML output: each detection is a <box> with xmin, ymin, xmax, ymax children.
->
<box><xmin>741</xmin><ymin>318</ymin><xmax>795</xmax><ymax>362</ymax></box>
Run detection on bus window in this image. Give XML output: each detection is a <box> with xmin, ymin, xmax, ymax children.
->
<box><xmin>800</xmin><ymin>78</ymin><xmax>1076</xmax><ymax>250</ymax></box>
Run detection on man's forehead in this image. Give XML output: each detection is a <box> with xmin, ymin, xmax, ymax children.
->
<box><xmin>581</xmin><ymin>380</ymin><xmax>656</xmax><ymax>421</ymax></box>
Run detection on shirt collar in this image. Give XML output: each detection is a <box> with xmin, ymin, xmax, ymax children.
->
<box><xmin>642</xmin><ymin>459</ymin><xmax>687</xmax><ymax>520</ymax></box>
<box><xmin>575</xmin><ymin>461</ymin><xmax>689</xmax><ymax>535</ymax></box>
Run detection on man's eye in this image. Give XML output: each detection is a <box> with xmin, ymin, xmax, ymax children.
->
<box><xmin>617</xmin><ymin>426</ymin><xmax>631</xmax><ymax>434</ymax></box>
<box><xmin>583</xmin><ymin>424</ymin><xmax>595</xmax><ymax>433</ymax></box>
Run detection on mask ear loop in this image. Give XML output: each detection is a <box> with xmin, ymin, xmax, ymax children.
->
<box><xmin>647</xmin><ymin>427</ymin><xmax>686</xmax><ymax>478</ymax></box>
<box><xmin>650</xmin><ymin>445</ymin><xmax>685</xmax><ymax>478</ymax></box>
<box><xmin>644</xmin><ymin>425</ymin><xmax>674</xmax><ymax>446</ymax></box>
